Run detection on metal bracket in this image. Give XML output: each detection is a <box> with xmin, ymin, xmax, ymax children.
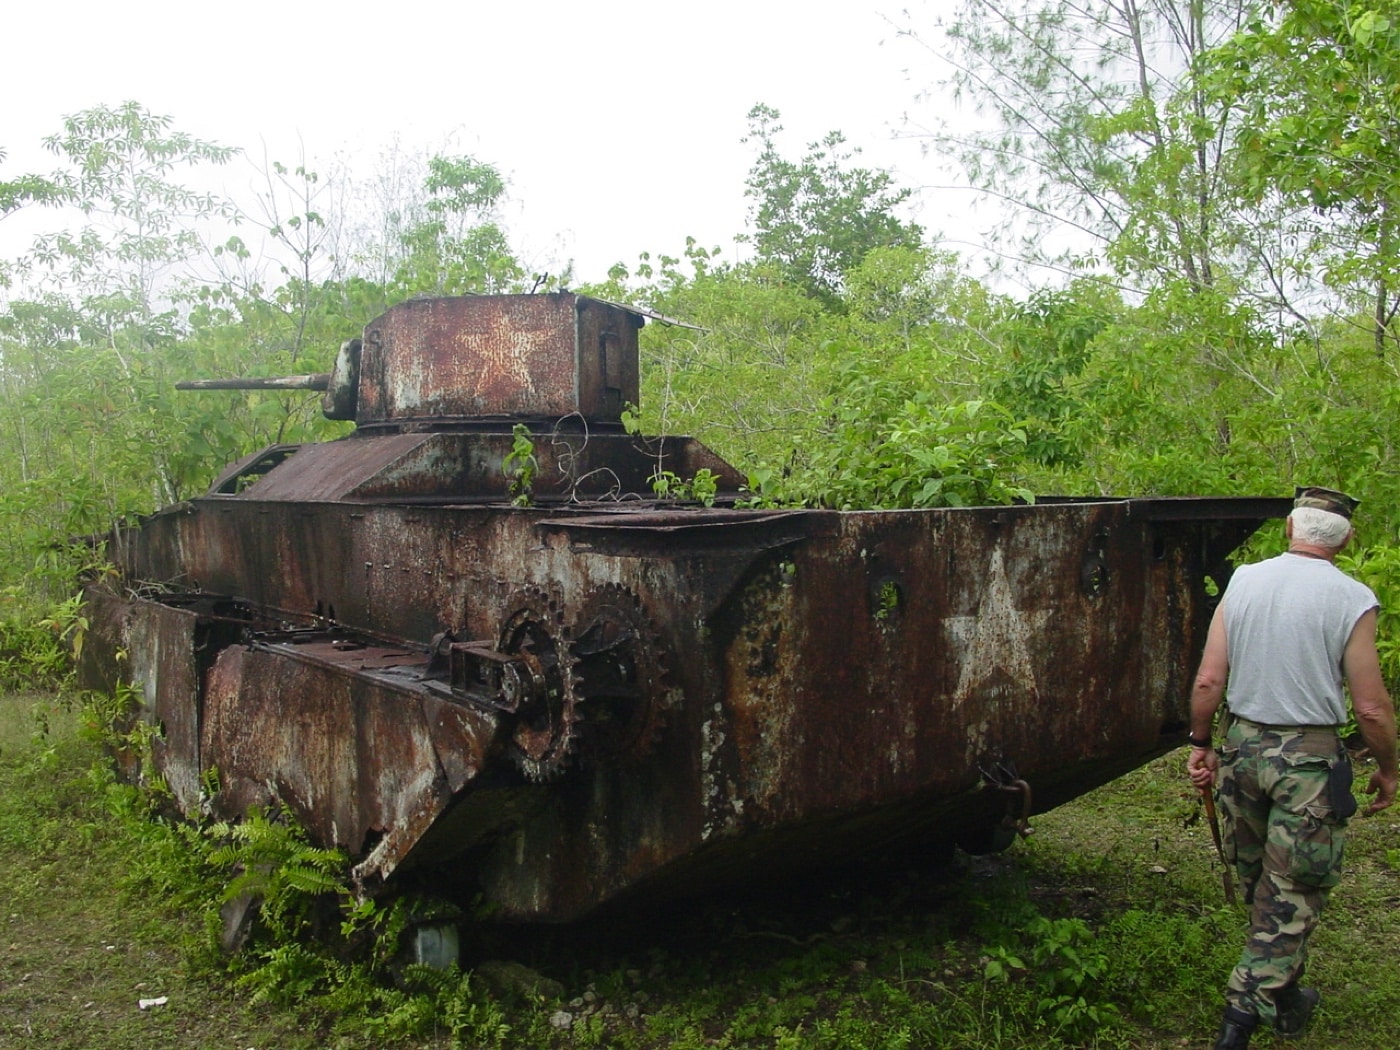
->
<box><xmin>980</xmin><ymin>761</ymin><xmax>1035</xmax><ymax>839</ymax></box>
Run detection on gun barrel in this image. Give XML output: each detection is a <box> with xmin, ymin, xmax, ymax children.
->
<box><xmin>176</xmin><ymin>373</ymin><xmax>331</xmax><ymax>391</ymax></box>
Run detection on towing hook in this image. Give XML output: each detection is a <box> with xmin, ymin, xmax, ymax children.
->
<box><xmin>999</xmin><ymin>778</ymin><xmax>1034</xmax><ymax>838</ymax></box>
<box><xmin>979</xmin><ymin>762</ymin><xmax>1034</xmax><ymax>838</ymax></box>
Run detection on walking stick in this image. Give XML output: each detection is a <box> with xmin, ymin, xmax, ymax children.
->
<box><xmin>1200</xmin><ymin>786</ymin><xmax>1237</xmax><ymax>906</ymax></box>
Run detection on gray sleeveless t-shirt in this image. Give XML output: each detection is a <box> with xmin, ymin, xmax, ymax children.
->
<box><xmin>1222</xmin><ymin>552</ymin><xmax>1379</xmax><ymax>726</ymax></box>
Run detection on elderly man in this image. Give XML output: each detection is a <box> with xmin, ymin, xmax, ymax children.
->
<box><xmin>1187</xmin><ymin>486</ymin><xmax>1398</xmax><ymax>1050</ymax></box>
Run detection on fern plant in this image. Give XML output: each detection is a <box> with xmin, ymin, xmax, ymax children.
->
<box><xmin>206</xmin><ymin>804</ymin><xmax>349</xmax><ymax>940</ymax></box>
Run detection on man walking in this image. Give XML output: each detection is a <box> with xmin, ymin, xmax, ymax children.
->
<box><xmin>1187</xmin><ymin>487</ymin><xmax>1398</xmax><ymax>1049</ymax></box>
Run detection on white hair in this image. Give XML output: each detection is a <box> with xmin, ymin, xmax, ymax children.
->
<box><xmin>1289</xmin><ymin>506</ymin><xmax>1352</xmax><ymax>548</ymax></box>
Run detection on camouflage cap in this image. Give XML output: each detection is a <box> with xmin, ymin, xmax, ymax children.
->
<box><xmin>1293</xmin><ymin>486</ymin><xmax>1359</xmax><ymax>519</ymax></box>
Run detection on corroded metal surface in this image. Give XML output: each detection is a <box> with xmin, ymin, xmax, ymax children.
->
<box><xmin>203</xmin><ymin>639</ymin><xmax>499</xmax><ymax>888</ymax></box>
<box><xmin>225</xmin><ymin>432</ymin><xmax>743</xmax><ymax>503</ymax></box>
<box><xmin>88</xmin><ymin>494</ymin><xmax>1281</xmax><ymax>920</ymax></box>
<box><xmin>355</xmin><ymin>295</ymin><xmax>640</xmax><ymax>425</ymax></box>
<box><xmin>80</xmin><ymin>293</ymin><xmax>1291</xmax><ymax>924</ymax></box>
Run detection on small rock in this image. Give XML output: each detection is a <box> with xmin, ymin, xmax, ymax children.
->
<box><xmin>220</xmin><ymin>892</ymin><xmax>261</xmax><ymax>954</ymax></box>
<box><xmin>569</xmin><ymin>996</ymin><xmax>585</xmax><ymax>1009</ymax></box>
<box><xmin>1149</xmin><ymin>864</ymin><xmax>1169</xmax><ymax>874</ymax></box>
<box><xmin>624</xmin><ymin>1003</ymin><xmax>640</xmax><ymax>1020</ymax></box>
<box><xmin>850</xmin><ymin>959</ymin><xmax>868</xmax><ymax>974</ymax></box>
<box><xmin>549</xmin><ymin>1010</ymin><xmax>574</xmax><ymax>1030</ymax></box>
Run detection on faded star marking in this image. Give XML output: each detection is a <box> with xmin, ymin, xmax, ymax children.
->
<box><xmin>943</xmin><ymin>546</ymin><xmax>1050</xmax><ymax>707</ymax></box>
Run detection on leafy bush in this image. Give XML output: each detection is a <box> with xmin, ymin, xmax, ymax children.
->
<box><xmin>753</xmin><ymin>357</ymin><xmax>1034</xmax><ymax>509</ymax></box>
<box><xmin>0</xmin><ymin>589</ymin><xmax>88</xmax><ymax>690</ymax></box>
<box><xmin>982</xmin><ymin>913</ymin><xmax>1120</xmax><ymax>1041</ymax></box>
<box><xmin>1340</xmin><ymin>541</ymin><xmax>1400</xmax><ymax>689</ymax></box>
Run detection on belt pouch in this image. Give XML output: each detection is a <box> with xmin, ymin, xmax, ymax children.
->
<box><xmin>1329</xmin><ymin>751</ymin><xmax>1358</xmax><ymax>820</ymax></box>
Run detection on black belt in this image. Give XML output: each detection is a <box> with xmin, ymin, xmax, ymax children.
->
<box><xmin>1232</xmin><ymin>715</ymin><xmax>1343</xmax><ymax>733</ymax></box>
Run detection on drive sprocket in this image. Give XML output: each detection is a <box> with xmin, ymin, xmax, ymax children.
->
<box><xmin>570</xmin><ymin>583</ymin><xmax>677</xmax><ymax>761</ymax></box>
<box><xmin>498</xmin><ymin>586</ymin><xmax>581</xmax><ymax>781</ymax></box>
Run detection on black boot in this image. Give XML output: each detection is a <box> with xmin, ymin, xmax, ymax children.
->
<box><xmin>1273</xmin><ymin>986</ymin><xmax>1320</xmax><ymax>1037</ymax></box>
<box><xmin>1213</xmin><ymin>1005</ymin><xmax>1257</xmax><ymax>1049</ymax></box>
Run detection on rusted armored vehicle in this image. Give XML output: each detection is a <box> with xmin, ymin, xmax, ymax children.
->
<box><xmin>80</xmin><ymin>293</ymin><xmax>1288</xmax><ymax>923</ymax></box>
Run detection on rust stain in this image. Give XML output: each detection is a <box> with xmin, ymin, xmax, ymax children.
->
<box><xmin>460</xmin><ymin>303</ymin><xmax>540</xmax><ymax>406</ymax></box>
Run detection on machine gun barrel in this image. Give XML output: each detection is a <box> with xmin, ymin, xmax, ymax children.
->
<box><xmin>175</xmin><ymin>373</ymin><xmax>330</xmax><ymax>391</ymax></box>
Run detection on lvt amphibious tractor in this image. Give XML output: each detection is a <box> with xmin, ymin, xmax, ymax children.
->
<box><xmin>79</xmin><ymin>293</ymin><xmax>1289</xmax><ymax>923</ymax></box>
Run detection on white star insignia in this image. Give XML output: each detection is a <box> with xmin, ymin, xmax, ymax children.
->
<box><xmin>943</xmin><ymin>547</ymin><xmax>1049</xmax><ymax>708</ymax></box>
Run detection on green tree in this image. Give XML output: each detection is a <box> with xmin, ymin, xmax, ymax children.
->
<box><xmin>900</xmin><ymin>1</ymin><xmax>1272</xmax><ymax>294</ymax></box>
<box><xmin>983</xmin><ymin>285</ymin><xmax>1111</xmax><ymax>469</ymax></box>
<box><xmin>598</xmin><ymin>243</ymin><xmax>833</xmax><ymax>472</ymax></box>
<box><xmin>22</xmin><ymin>101</ymin><xmax>236</xmax><ymax>317</ymax></box>
<box><xmin>340</xmin><ymin>149</ymin><xmax>526</xmax><ymax>301</ymax></box>
<box><xmin>1201</xmin><ymin>0</ymin><xmax>1400</xmax><ymax>356</ymax></box>
<box><xmin>0</xmin><ymin>104</ymin><xmax>239</xmax><ymax>529</ymax></box>
<box><xmin>742</xmin><ymin>104</ymin><xmax>924</xmax><ymax>306</ymax></box>
<box><xmin>0</xmin><ymin>147</ymin><xmax>66</xmax><ymax>291</ymax></box>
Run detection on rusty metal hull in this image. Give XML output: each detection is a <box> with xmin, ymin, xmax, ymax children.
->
<box><xmin>84</xmin><ymin>492</ymin><xmax>1283</xmax><ymax>922</ymax></box>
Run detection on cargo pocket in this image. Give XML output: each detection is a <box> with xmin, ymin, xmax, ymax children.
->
<box><xmin>1285</xmin><ymin>808</ymin><xmax>1345</xmax><ymax>889</ymax></box>
<box><xmin>1217</xmin><ymin>745</ymin><xmax>1241</xmax><ymax>782</ymax></box>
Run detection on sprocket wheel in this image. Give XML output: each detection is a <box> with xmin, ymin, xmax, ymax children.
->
<box><xmin>498</xmin><ymin>587</ymin><xmax>581</xmax><ymax>781</ymax></box>
<box><xmin>570</xmin><ymin>583</ymin><xmax>677</xmax><ymax>761</ymax></box>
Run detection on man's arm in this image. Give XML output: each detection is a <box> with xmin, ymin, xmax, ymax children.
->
<box><xmin>1187</xmin><ymin>601</ymin><xmax>1229</xmax><ymax>789</ymax></box>
<box><xmin>1342</xmin><ymin>608</ymin><xmax>1398</xmax><ymax>815</ymax></box>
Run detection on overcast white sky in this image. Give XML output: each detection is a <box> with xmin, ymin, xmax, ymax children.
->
<box><xmin>4</xmin><ymin>1</ymin><xmax>973</xmax><ymax>285</ymax></box>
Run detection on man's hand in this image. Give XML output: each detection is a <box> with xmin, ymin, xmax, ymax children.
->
<box><xmin>1343</xmin><ymin>609</ymin><xmax>1398</xmax><ymax>816</ymax></box>
<box><xmin>1187</xmin><ymin>745</ymin><xmax>1218</xmax><ymax>790</ymax></box>
<box><xmin>1363</xmin><ymin>769</ymin><xmax>1398</xmax><ymax>816</ymax></box>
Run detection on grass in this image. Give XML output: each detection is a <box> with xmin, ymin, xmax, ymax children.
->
<box><xmin>3</xmin><ymin>689</ymin><xmax>1398</xmax><ymax>1049</ymax></box>
<box><xmin>0</xmin><ymin>692</ymin><xmax>319</xmax><ymax>1049</ymax></box>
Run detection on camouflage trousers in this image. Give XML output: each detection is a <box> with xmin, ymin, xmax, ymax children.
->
<box><xmin>1217</xmin><ymin>718</ymin><xmax>1350</xmax><ymax>1023</ymax></box>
